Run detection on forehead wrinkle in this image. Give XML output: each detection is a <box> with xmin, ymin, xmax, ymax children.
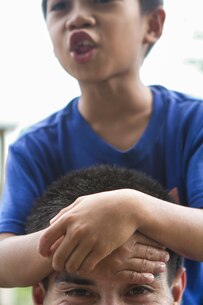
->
<box><xmin>55</xmin><ymin>272</ymin><xmax>96</xmax><ymax>286</ymax></box>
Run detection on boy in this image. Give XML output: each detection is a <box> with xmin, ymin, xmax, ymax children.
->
<box><xmin>0</xmin><ymin>1</ymin><xmax>203</xmax><ymax>304</ymax></box>
<box><xmin>26</xmin><ymin>165</ymin><xmax>186</xmax><ymax>305</ymax></box>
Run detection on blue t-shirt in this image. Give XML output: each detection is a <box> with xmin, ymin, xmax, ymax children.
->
<box><xmin>0</xmin><ymin>85</ymin><xmax>203</xmax><ymax>304</ymax></box>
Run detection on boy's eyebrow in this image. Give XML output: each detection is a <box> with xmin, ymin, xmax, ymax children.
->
<box><xmin>55</xmin><ymin>272</ymin><xmax>96</xmax><ymax>286</ymax></box>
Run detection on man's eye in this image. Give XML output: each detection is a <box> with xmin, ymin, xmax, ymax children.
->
<box><xmin>127</xmin><ymin>286</ymin><xmax>152</xmax><ymax>296</ymax></box>
<box><xmin>65</xmin><ymin>288</ymin><xmax>93</xmax><ymax>297</ymax></box>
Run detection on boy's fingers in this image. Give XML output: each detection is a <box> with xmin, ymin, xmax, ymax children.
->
<box><xmin>49</xmin><ymin>236</ymin><xmax>65</xmax><ymax>255</ymax></box>
<box><xmin>52</xmin><ymin>237</ymin><xmax>80</xmax><ymax>272</ymax></box>
<box><xmin>65</xmin><ymin>237</ymin><xmax>107</xmax><ymax>274</ymax></box>
<box><xmin>50</xmin><ymin>209</ymin><xmax>69</xmax><ymax>224</ymax></box>
<box><xmin>52</xmin><ymin>227</ymin><xmax>96</xmax><ymax>273</ymax></box>
<box><xmin>65</xmin><ymin>247</ymin><xmax>93</xmax><ymax>274</ymax></box>
<box><xmin>50</xmin><ymin>197</ymin><xmax>85</xmax><ymax>224</ymax></box>
<box><xmin>39</xmin><ymin>222</ymin><xmax>67</xmax><ymax>256</ymax></box>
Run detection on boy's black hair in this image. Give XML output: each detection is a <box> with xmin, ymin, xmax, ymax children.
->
<box><xmin>42</xmin><ymin>0</ymin><xmax>47</xmax><ymax>19</ymax></box>
<box><xmin>41</xmin><ymin>0</ymin><xmax>163</xmax><ymax>19</ymax></box>
<box><xmin>41</xmin><ymin>0</ymin><xmax>163</xmax><ymax>57</ymax></box>
<box><xmin>139</xmin><ymin>0</ymin><xmax>163</xmax><ymax>13</ymax></box>
<box><xmin>26</xmin><ymin>164</ymin><xmax>183</xmax><ymax>287</ymax></box>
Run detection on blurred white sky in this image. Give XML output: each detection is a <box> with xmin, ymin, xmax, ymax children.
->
<box><xmin>0</xmin><ymin>0</ymin><xmax>203</xmax><ymax>133</ymax></box>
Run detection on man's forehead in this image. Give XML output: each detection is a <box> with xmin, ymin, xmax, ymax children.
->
<box><xmin>53</xmin><ymin>271</ymin><xmax>163</xmax><ymax>287</ymax></box>
<box><xmin>55</xmin><ymin>272</ymin><xmax>96</xmax><ymax>286</ymax></box>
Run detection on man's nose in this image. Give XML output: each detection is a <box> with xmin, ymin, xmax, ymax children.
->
<box><xmin>99</xmin><ymin>296</ymin><xmax>124</xmax><ymax>305</ymax></box>
<box><xmin>65</xmin><ymin>3</ymin><xmax>96</xmax><ymax>30</ymax></box>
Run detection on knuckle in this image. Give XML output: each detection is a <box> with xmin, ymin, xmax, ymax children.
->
<box><xmin>54</xmin><ymin>253</ymin><xmax>63</xmax><ymax>266</ymax></box>
<box><xmin>53</xmin><ymin>255</ymin><xmax>64</xmax><ymax>272</ymax></box>
<box><xmin>61</xmin><ymin>207</ymin><xmax>67</xmax><ymax>213</ymax></box>
<box><xmin>94</xmin><ymin>243</ymin><xmax>110</xmax><ymax>257</ymax></box>
<box><xmin>161</xmin><ymin>250</ymin><xmax>170</xmax><ymax>262</ymax></box>
<box><xmin>72</xmin><ymin>225</ymin><xmax>85</xmax><ymax>239</ymax></box>
<box><xmin>112</xmin><ymin>256</ymin><xmax>122</xmax><ymax>268</ymax></box>
<box><xmin>129</xmin><ymin>271</ymin><xmax>140</xmax><ymax>282</ymax></box>
<box><xmin>146</xmin><ymin>245</ymin><xmax>154</xmax><ymax>260</ymax></box>
<box><xmin>141</xmin><ymin>259</ymin><xmax>148</xmax><ymax>271</ymax></box>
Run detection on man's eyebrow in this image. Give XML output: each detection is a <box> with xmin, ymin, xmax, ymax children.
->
<box><xmin>55</xmin><ymin>272</ymin><xmax>96</xmax><ymax>286</ymax></box>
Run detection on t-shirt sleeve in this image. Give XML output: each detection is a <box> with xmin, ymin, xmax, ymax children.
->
<box><xmin>186</xmin><ymin>125</ymin><xmax>203</xmax><ymax>208</ymax></box>
<box><xmin>0</xmin><ymin>144</ymin><xmax>43</xmax><ymax>235</ymax></box>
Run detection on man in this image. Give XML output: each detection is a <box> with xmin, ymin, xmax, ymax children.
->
<box><xmin>26</xmin><ymin>165</ymin><xmax>186</xmax><ymax>305</ymax></box>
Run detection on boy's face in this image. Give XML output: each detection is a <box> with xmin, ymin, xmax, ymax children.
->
<box><xmin>45</xmin><ymin>0</ymin><xmax>163</xmax><ymax>84</ymax></box>
<box><xmin>33</xmin><ymin>268</ymin><xmax>185</xmax><ymax>305</ymax></box>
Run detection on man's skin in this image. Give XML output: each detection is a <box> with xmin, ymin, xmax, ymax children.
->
<box><xmin>32</xmin><ymin>261</ymin><xmax>186</xmax><ymax>305</ymax></box>
<box><xmin>25</xmin><ymin>165</ymin><xmax>186</xmax><ymax>305</ymax></box>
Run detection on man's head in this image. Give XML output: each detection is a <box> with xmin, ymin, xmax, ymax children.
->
<box><xmin>27</xmin><ymin>165</ymin><xmax>186</xmax><ymax>305</ymax></box>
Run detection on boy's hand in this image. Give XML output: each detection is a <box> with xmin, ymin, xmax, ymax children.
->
<box><xmin>86</xmin><ymin>232</ymin><xmax>169</xmax><ymax>283</ymax></box>
<box><xmin>39</xmin><ymin>189</ymin><xmax>164</xmax><ymax>275</ymax></box>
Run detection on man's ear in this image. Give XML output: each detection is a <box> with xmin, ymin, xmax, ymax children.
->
<box><xmin>32</xmin><ymin>283</ymin><xmax>45</xmax><ymax>305</ymax></box>
<box><xmin>143</xmin><ymin>7</ymin><xmax>166</xmax><ymax>45</ymax></box>
<box><xmin>171</xmin><ymin>267</ymin><xmax>187</xmax><ymax>305</ymax></box>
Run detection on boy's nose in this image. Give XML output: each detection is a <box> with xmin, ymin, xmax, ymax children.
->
<box><xmin>65</xmin><ymin>4</ymin><xmax>96</xmax><ymax>30</ymax></box>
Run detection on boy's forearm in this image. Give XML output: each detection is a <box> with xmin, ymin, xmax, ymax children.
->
<box><xmin>130</xmin><ymin>189</ymin><xmax>203</xmax><ymax>261</ymax></box>
<box><xmin>0</xmin><ymin>230</ymin><xmax>53</xmax><ymax>287</ymax></box>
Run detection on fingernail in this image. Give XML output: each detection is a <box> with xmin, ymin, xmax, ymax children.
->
<box><xmin>157</xmin><ymin>262</ymin><xmax>166</xmax><ymax>272</ymax></box>
<box><xmin>144</xmin><ymin>274</ymin><xmax>154</xmax><ymax>282</ymax></box>
<box><xmin>162</xmin><ymin>252</ymin><xmax>170</xmax><ymax>262</ymax></box>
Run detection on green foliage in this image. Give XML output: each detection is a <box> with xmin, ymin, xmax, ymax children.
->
<box><xmin>186</xmin><ymin>31</ymin><xmax>203</xmax><ymax>72</ymax></box>
<box><xmin>0</xmin><ymin>287</ymin><xmax>33</xmax><ymax>305</ymax></box>
<box><xmin>186</xmin><ymin>59</ymin><xmax>203</xmax><ymax>72</ymax></box>
<box><xmin>14</xmin><ymin>287</ymin><xmax>33</xmax><ymax>305</ymax></box>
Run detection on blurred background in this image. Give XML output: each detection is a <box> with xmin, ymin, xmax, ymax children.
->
<box><xmin>0</xmin><ymin>0</ymin><xmax>203</xmax><ymax>304</ymax></box>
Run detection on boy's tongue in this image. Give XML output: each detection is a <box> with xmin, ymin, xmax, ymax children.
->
<box><xmin>75</xmin><ymin>41</ymin><xmax>94</xmax><ymax>55</ymax></box>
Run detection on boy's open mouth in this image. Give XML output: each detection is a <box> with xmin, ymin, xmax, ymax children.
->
<box><xmin>70</xmin><ymin>31</ymin><xmax>96</xmax><ymax>63</ymax></box>
<box><xmin>73</xmin><ymin>40</ymin><xmax>95</xmax><ymax>55</ymax></box>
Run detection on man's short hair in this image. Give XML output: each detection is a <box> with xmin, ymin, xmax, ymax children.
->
<box><xmin>41</xmin><ymin>0</ymin><xmax>163</xmax><ymax>19</ymax></box>
<box><xmin>26</xmin><ymin>164</ymin><xmax>183</xmax><ymax>285</ymax></box>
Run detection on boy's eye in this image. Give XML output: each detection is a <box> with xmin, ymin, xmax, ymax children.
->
<box><xmin>51</xmin><ymin>1</ymin><xmax>69</xmax><ymax>11</ymax></box>
<box><xmin>94</xmin><ymin>0</ymin><xmax>113</xmax><ymax>3</ymax></box>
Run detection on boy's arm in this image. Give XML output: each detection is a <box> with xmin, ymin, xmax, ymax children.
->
<box><xmin>0</xmin><ymin>231</ymin><xmax>53</xmax><ymax>287</ymax></box>
<box><xmin>133</xmin><ymin>190</ymin><xmax>203</xmax><ymax>260</ymax></box>
<box><xmin>0</xmin><ymin>230</ymin><xmax>169</xmax><ymax>287</ymax></box>
<box><xmin>39</xmin><ymin>189</ymin><xmax>203</xmax><ymax>274</ymax></box>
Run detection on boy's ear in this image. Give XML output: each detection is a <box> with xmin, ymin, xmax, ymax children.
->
<box><xmin>144</xmin><ymin>8</ymin><xmax>166</xmax><ymax>44</ymax></box>
<box><xmin>32</xmin><ymin>283</ymin><xmax>45</xmax><ymax>305</ymax></box>
<box><xmin>171</xmin><ymin>267</ymin><xmax>187</xmax><ymax>305</ymax></box>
